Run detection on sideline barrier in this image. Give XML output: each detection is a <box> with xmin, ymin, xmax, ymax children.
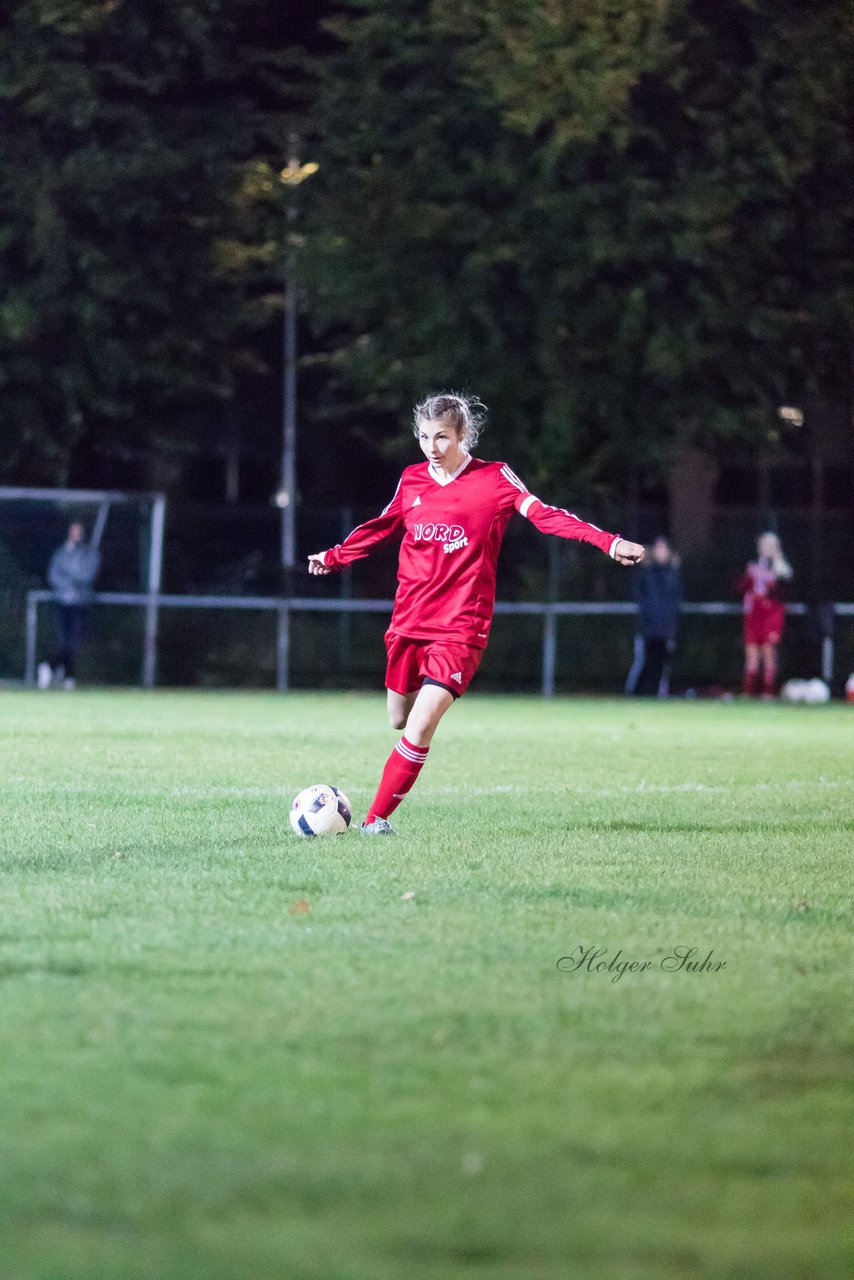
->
<box><xmin>25</xmin><ymin>590</ymin><xmax>850</xmax><ymax>695</ymax></box>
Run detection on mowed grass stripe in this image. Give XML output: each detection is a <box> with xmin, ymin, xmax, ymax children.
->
<box><xmin>0</xmin><ymin>690</ymin><xmax>852</xmax><ymax>1280</ymax></box>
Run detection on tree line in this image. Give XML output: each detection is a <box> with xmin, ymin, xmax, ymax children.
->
<box><xmin>1</xmin><ymin>0</ymin><xmax>851</xmax><ymax>501</ymax></box>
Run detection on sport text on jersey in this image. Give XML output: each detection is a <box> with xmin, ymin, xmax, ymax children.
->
<box><xmin>411</xmin><ymin>522</ymin><xmax>469</xmax><ymax>554</ymax></box>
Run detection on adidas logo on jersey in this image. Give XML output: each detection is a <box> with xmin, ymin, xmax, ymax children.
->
<box><xmin>450</xmin><ymin>671</ymin><xmax>462</xmax><ymax>683</ymax></box>
<box><xmin>411</xmin><ymin>495</ymin><xmax>422</xmax><ymax>507</ymax></box>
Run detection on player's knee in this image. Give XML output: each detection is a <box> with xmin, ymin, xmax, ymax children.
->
<box><xmin>389</xmin><ymin>710</ymin><xmax>407</xmax><ymax>730</ymax></box>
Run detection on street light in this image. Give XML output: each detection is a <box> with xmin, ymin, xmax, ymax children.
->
<box><xmin>278</xmin><ymin>140</ymin><xmax>319</xmax><ymax>574</ymax></box>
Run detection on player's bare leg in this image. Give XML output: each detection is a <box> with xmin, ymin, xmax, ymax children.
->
<box><xmin>402</xmin><ymin>683</ymin><xmax>454</xmax><ymax>747</ymax></box>
<box><xmin>743</xmin><ymin>642</ymin><xmax>760</xmax><ymax>696</ymax></box>
<box><xmin>761</xmin><ymin>641</ymin><xmax>778</xmax><ymax>697</ymax></box>
<box><xmin>363</xmin><ymin>683</ymin><xmax>455</xmax><ymax>833</ymax></box>
<box><xmin>387</xmin><ymin>688</ymin><xmax>416</xmax><ymax>731</ymax></box>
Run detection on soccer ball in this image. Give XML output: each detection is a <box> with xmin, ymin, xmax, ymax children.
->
<box><xmin>781</xmin><ymin>679</ymin><xmax>807</xmax><ymax>703</ymax></box>
<box><xmin>803</xmin><ymin>678</ymin><xmax>830</xmax><ymax>704</ymax></box>
<box><xmin>781</xmin><ymin>677</ymin><xmax>830</xmax><ymax>704</ymax></box>
<box><xmin>290</xmin><ymin>784</ymin><xmax>352</xmax><ymax>837</ymax></box>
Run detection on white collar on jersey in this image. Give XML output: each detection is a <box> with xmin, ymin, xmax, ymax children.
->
<box><xmin>427</xmin><ymin>452</ymin><xmax>473</xmax><ymax>486</ymax></box>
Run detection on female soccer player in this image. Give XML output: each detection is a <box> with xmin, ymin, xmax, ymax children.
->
<box><xmin>736</xmin><ymin>531</ymin><xmax>793</xmax><ymax>697</ymax></box>
<box><xmin>308</xmin><ymin>393</ymin><xmax>644</xmax><ymax>833</ymax></box>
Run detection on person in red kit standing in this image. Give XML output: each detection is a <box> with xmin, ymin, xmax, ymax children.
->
<box><xmin>308</xmin><ymin>393</ymin><xmax>645</xmax><ymax>833</ymax></box>
<box><xmin>737</xmin><ymin>531</ymin><xmax>793</xmax><ymax>697</ymax></box>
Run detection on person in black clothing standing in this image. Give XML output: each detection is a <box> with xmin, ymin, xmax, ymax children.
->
<box><xmin>625</xmin><ymin>536</ymin><xmax>682</xmax><ymax>697</ymax></box>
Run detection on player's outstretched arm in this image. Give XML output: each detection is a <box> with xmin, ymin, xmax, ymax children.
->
<box><xmin>612</xmin><ymin>539</ymin><xmax>645</xmax><ymax>566</ymax></box>
<box><xmin>310</xmin><ymin>482</ymin><xmax>405</xmax><ymax>575</ymax></box>
<box><xmin>503</xmin><ymin>472</ymin><xmax>644</xmax><ymax>565</ymax></box>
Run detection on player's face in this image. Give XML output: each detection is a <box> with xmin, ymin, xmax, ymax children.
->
<box><xmin>418</xmin><ymin>418</ymin><xmax>466</xmax><ymax>473</ymax></box>
<box><xmin>758</xmin><ymin>534</ymin><xmax>778</xmax><ymax>560</ymax></box>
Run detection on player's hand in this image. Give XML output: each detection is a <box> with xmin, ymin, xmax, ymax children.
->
<box><xmin>307</xmin><ymin>552</ymin><xmax>331</xmax><ymax>576</ymax></box>
<box><xmin>613</xmin><ymin>539</ymin><xmax>645</xmax><ymax>566</ymax></box>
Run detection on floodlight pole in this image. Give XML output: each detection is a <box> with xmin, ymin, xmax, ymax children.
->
<box><xmin>281</xmin><ymin>152</ymin><xmax>298</xmax><ymax>576</ymax></box>
<box><xmin>277</xmin><ymin>139</ymin><xmax>318</xmax><ymax>691</ymax></box>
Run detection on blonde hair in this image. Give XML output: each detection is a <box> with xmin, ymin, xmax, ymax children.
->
<box><xmin>412</xmin><ymin>393</ymin><xmax>487</xmax><ymax>451</ymax></box>
<box><xmin>757</xmin><ymin>531</ymin><xmax>793</xmax><ymax>579</ymax></box>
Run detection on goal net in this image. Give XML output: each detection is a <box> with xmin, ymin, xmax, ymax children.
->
<box><xmin>0</xmin><ymin>487</ymin><xmax>164</xmax><ymax>683</ymax></box>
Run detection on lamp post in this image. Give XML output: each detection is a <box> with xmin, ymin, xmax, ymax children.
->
<box><xmin>274</xmin><ymin>140</ymin><xmax>318</xmax><ymax>691</ymax></box>
<box><xmin>277</xmin><ymin>140</ymin><xmax>319</xmax><ymax>572</ymax></box>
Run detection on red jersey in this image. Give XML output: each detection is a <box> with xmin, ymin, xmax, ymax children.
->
<box><xmin>321</xmin><ymin>456</ymin><xmax>620</xmax><ymax>648</ymax></box>
<box><xmin>737</xmin><ymin>560</ymin><xmax>789</xmax><ymax>645</ymax></box>
<box><xmin>736</xmin><ymin>560</ymin><xmax>787</xmax><ymax>611</ymax></box>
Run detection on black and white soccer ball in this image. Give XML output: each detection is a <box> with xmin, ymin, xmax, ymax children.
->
<box><xmin>289</xmin><ymin>784</ymin><xmax>352</xmax><ymax>837</ymax></box>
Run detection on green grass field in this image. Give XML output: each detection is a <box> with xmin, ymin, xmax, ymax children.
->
<box><xmin>1</xmin><ymin>690</ymin><xmax>852</xmax><ymax>1280</ymax></box>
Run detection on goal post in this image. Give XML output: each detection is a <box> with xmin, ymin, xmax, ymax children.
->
<box><xmin>0</xmin><ymin>486</ymin><xmax>166</xmax><ymax>686</ymax></box>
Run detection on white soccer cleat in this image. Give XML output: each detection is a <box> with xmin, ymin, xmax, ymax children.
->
<box><xmin>360</xmin><ymin>817</ymin><xmax>395</xmax><ymax>836</ymax></box>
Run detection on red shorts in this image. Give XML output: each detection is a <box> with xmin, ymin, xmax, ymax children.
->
<box><xmin>384</xmin><ymin>629</ymin><xmax>483</xmax><ymax>698</ymax></box>
<box><xmin>744</xmin><ymin>599</ymin><xmax>785</xmax><ymax>646</ymax></box>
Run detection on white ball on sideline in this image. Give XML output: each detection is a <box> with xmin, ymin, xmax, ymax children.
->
<box><xmin>781</xmin><ymin>679</ymin><xmax>807</xmax><ymax>703</ymax></box>
<box><xmin>290</xmin><ymin>784</ymin><xmax>352</xmax><ymax>837</ymax></box>
<box><xmin>803</xmin><ymin>678</ymin><xmax>831</xmax><ymax>704</ymax></box>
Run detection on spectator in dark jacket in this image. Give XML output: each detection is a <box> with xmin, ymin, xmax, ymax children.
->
<box><xmin>38</xmin><ymin>523</ymin><xmax>100</xmax><ymax>689</ymax></box>
<box><xmin>625</xmin><ymin>536</ymin><xmax>682</xmax><ymax>696</ymax></box>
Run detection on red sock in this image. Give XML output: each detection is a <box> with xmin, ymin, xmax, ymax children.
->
<box><xmin>365</xmin><ymin>736</ymin><xmax>429</xmax><ymax>823</ymax></box>
<box><xmin>743</xmin><ymin>668</ymin><xmax>759</xmax><ymax>696</ymax></box>
<box><xmin>763</xmin><ymin>665</ymin><xmax>777</xmax><ymax>695</ymax></box>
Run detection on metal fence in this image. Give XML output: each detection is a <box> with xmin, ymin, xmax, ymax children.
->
<box><xmin>24</xmin><ymin>590</ymin><xmax>853</xmax><ymax>695</ymax></box>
